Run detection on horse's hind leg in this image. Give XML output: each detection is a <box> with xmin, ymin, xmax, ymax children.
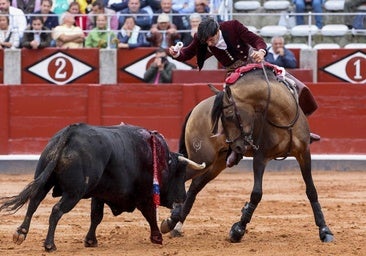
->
<box><xmin>297</xmin><ymin>150</ymin><xmax>334</xmax><ymax>242</ymax></box>
<box><xmin>229</xmin><ymin>157</ymin><xmax>265</xmax><ymax>243</ymax></box>
<box><xmin>44</xmin><ymin>193</ymin><xmax>82</xmax><ymax>251</ymax></box>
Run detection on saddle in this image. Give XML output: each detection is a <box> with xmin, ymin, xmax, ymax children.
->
<box><xmin>224</xmin><ymin>62</ymin><xmax>318</xmax><ymax>116</ymax></box>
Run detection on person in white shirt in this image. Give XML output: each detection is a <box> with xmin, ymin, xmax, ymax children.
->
<box><xmin>0</xmin><ymin>0</ymin><xmax>27</xmax><ymax>38</ymax></box>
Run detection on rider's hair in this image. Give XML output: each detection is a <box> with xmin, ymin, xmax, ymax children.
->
<box><xmin>197</xmin><ymin>17</ymin><xmax>219</xmax><ymax>44</ymax></box>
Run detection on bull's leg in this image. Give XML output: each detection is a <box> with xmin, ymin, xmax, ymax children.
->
<box><xmin>139</xmin><ymin>202</ymin><xmax>162</xmax><ymax>244</ymax></box>
<box><xmin>13</xmin><ymin>184</ymin><xmax>52</xmax><ymax>245</ymax></box>
<box><xmin>44</xmin><ymin>194</ymin><xmax>81</xmax><ymax>252</ymax></box>
<box><xmin>297</xmin><ymin>150</ymin><xmax>334</xmax><ymax>242</ymax></box>
<box><xmin>84</xmin><ymin>198</ymin><xmax>104</xmax><ymax>247</ymax></box>
<box><xmin>229</xmin><ymin>158</ymin><xmax>266</xmax><ymax>243</ymax></box>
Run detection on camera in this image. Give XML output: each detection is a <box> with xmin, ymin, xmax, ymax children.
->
<box><xmin>161</xmin><ymin>56</ymin><xmax>167</xmax><ymax>63</ymax></box>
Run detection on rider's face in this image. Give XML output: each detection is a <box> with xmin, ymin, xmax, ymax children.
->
<box><xmin>205</xmin><ymin>30</ymin><xmax>220</xmax><ymax>47</ymax></box>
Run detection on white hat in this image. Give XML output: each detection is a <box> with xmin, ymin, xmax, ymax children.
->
<box><xmin>157</xmin><ymin>13</ymin><xmax>170</xmax><ymax>23</ymax></box>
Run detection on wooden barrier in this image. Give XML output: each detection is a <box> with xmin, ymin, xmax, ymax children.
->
<box><xmin>0</xmin><ymin>83</ymin><xmax>365</xmax><ymax>155</ymax></box>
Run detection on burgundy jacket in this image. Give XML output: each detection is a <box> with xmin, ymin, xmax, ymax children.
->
<box><xmin>175</xmin><ymin>20</ymin><xmax>267</xmax><ymax>70</ymax></box>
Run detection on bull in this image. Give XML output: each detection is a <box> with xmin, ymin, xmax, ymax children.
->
<box><xmin>0</xmin><ymin>123</ymin><xmax>205</xmax><ymax>252</ymax></box>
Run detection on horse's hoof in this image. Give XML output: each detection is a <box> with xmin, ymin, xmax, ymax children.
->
<box><xmin>44</xmin><ymin>243</ymin><xmax>57</xmax><ymax>252</ymax></box>
<box><xmin>160</xmin><ymin>218</ymin><xmax>173</xmax><ymax>234</ymax></box>
<box><xmin>84</xmin><ymin>238</ymin><xmax>98</xmax><ymax>247</ymax></box>
<box><xmin>229</xmin><ymin>222</ymin><xmax>245</xmax><ymax>243</ymax></box>
<box><xmin>319</xmin><ymin>226</ymin><xmax>334</xmax><ymax>243</ymax></box>
<box><xmin>170</xmin><ymin>229</ymin><xmax>183</xmax><ymax>238</ymax></box>
<box><xmin>322</xmin><ymin>234</ymin><xmax>334</xmax><ymax>243</ymax></box>
<box><xmin>13</xmin><ymin>228</ymin><xmax>27</xmax><ymax>245</ymax></box>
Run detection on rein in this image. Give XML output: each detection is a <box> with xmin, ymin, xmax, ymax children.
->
<box><xmin>222</xmin><ymin>63</ymin><xmax>300</xmax><ymax>157</ymax></box>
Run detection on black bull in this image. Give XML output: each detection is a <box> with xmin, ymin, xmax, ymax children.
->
<box><xmin>161</xmin><ymin>66</ymin><xmax>334</xmax><ymax>243</ymax></box>
<box><xmin>0</xmin><ymin>123</ymin><xmax>205</xmax><ymax>251</ymax></box>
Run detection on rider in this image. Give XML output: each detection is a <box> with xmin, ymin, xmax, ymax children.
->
<box><xmin>168</xmin><ymin>18</ymin><xmax>320</xmax><ymax>147</ymax></box>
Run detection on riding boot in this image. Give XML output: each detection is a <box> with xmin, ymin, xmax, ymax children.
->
<box><xmin>285</xmin><ymin>73</ymin><xmax>321</xmax><ymax>143</ymax></box>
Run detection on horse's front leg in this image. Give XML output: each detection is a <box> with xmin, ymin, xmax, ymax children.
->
<box><xmin>298</xmin><ymin>151</ymin><xmax>334</xmax><ymax>242</ymax></box>
<box><xmin>229</xmin><ymin>158</ymin><xmax>266</xmax><ymax>243</ymax></box>
<box><xmin>161</xmin><ymin>164</ymin><xmax>224</xmax><ymax>237</ymax></box>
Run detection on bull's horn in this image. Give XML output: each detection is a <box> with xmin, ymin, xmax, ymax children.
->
<box><xmin>208</xmin><ymin>84</ymin><xmax>221</xmax><ymax>95</ymax></box>
<box><xmin>178</xmin><ymin>156</ymin><xmax>206</xmax><ymax>170</ymax></box>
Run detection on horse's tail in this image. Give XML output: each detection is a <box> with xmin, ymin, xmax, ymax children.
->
<box><xmin>178</xmin><ymin>111</ymin><xmax>192</xmax><ymax>157</ymax></box>
<box><xmin>0</xmin><ymin>124</ymin><xmax>79</xmax><ymax>214</ymax></box>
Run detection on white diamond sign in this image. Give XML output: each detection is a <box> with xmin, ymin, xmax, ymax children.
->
<box><xmin>322</xmin><ymin>51</ymin><xmax>366</xmax><ymax>84</ymax></box>
<box><xmin>124</xmin><ymin>53</ymin><xmax>193</xmax><ymax>80</ymax></box>
<box><xmin>27</xmin><ymin>52</ymin><xmax>93</xmax><ymax>85</ymax></box>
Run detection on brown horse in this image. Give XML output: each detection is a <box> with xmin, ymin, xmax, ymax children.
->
<box><xmin>161</xmin><ymin>64</ymin><xmax>334</xmax><ymax>243</ymax></box>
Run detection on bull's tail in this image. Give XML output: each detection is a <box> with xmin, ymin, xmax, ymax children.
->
<box><xmin>0</xmin><ymin>124</ymin><xmax>80</xmax><ymax>214</ymax></box>
<box><xmin>178</xmin><ymin>111</ymin><xmax>192</xmax><ymax>157</ymax></box>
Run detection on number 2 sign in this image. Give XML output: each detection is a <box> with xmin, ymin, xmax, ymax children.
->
<box><xmin>23</xmin><ymin>50</ymin><xmax>98</xmax><ymax>85</ymax></box>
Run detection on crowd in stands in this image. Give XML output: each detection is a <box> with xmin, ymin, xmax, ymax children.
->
<box><xmin>0</xmin><ymin>0</ymin><xmax>225</xmax><ymax>49</ymax></box>
<box><xmin>0</xmin><ymin>0</ymin><xmax>364</xmax><ymax>50</ymax></box>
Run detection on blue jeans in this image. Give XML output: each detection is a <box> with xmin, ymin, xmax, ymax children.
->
<box><xmin>293</xmin><ymin>0</ymin><xmax>324</xmax><ymax>28</ymax></box>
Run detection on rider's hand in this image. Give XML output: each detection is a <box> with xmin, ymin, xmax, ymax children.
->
<box><xmin>250</xmin><ymin>49</ymin><xmax>265</xmax><ymax>63</ymax></box>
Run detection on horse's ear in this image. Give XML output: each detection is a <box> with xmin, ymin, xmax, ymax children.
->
<box><xmin>208</xmin><ymin>84</ymin><xmax>221</xmax><ymax>95</ymax></box>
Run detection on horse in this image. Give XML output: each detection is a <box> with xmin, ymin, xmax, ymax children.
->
<box><xmin>161</xmin><ymin>63</ymin><xmax>334</xmax><ymax>243</ymax></box>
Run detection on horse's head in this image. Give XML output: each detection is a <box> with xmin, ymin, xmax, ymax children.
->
<box><xmin>210</xmin><ymin>84</ymin><xmax>256</xmax><ymax>156</ymax></box>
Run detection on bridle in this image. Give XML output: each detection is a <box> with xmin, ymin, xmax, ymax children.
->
<box><xmin>221</xmin><ymin>64</ymin><xmax>300</xmax><ymax>156</ymax></box>
<box><xmin>221</xmin><ymin>87</ymin><xmax>259</xmax><ymax>151</ymax></box>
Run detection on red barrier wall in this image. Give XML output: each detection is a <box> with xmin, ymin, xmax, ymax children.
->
<box><xmin>0</xmin><ymin>83</ymin><xmax>365</xmax><ymax>155</ymax></box>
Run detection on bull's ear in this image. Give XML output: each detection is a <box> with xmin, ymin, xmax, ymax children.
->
<box><xmin>208</xmin><ymin>84</ymin><xmax>221</xmax><ymax>95</ymax></box>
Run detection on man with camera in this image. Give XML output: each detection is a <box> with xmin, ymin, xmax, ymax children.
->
<box><xmin>143</xmin><ymin>48</ymin><xmax>177</xmax><ymax>84</ymax></box>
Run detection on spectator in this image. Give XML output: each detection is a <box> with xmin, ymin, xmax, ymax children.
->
<box><xmin>52</xmin><ymin>0</ymin><xmax>72</xmax><ymax>15</ymax></box>
<box><xmin>76</xmin><ymin>0</ymin><xmax>95</xmax><ymax>14</ymax></box>
<box><xmin>143</xmin><ymin>47</ymin><xmax>176</xmax><ymax>83</ymax></box>
<box><xmin>117</xmin><ymin>0</ymin><xmax>151</xmax><ymax>30</ymax></box>
<box><xmin>0</xmin><ymin>12</ymin><xmax>20</xmax><ymax>48</ymax></box>
<box><xmin>32</xmin><ymin>0</ymin><xmax>59</xmax><ymax>30</ymax></box>
<box><xmin>117</xmin><ymin>15</ymin><xmax>147</xmax><ymax>48</ymax></box>
<box><xmin>0</xmin><ymin>0</ymin><xmax>27</xmax><ymax>38</ymax></box>
<box><xmin>293</xmin><ymin>0</ymin><xmax>323</xmax><ymax>29</ymax></box>
<box><xmin>152</xmin><ymin>0</ymin><xmax>186</xmax><ymax>32</ymax></box>
<box><xmin>181</xmin><ymin>12</ymin><xmax>201</xmax><ymax>46</ymax></box>
<box><xmin>68</xmin><ymin>1</ymin><xmax>88</xmax><ymax>32</ymax></box>
<box><xmin>87</xmin><ymin>0</ymin><xmax>118</xmax><ymax>31</ymax></box>
<box><xmin>265</xmin><ymin>36</ymin><xmax>297</xmax><ymax>69</ymax></box>
<box><xmin>172</xmin><ymin>0</ymin><xmax>194</xmax><ymax>14</ymax></box>
<box><xmin>146</xmin><ymin>12</ymin><xmax>180</xmax><ymax>48</ymax></box>
<box><xmin>21</xmin><ymin>16</ymin><xmax>52</xmax><ymax>48</ymax></box>
<box><xmin>52</xmin><ymin>11</ymin><xmax>85</xmax><ymax>48</ymax></box>
<box><xmin>194</xmin><ymin>0</ymin><xmax>209</xmax><ymax>18</ymax></box>
<box><xmin>11</xmin><ymin>0</ymin><xmax>41</xmax><ymax>15</ymax></box>
<box><xmin>344</xmin><ymin>0</ymin><xmax>366</xmax><ymax>29</ymax></box>
<box><xmin>85</xmin><ymin>13</ymin><xmax>116</xmax><ymax>47</ymax></box>
<box><xmin>110</xmin><ymin>0</ymin><xmax>160</xmax><ymax>17</ymax></box>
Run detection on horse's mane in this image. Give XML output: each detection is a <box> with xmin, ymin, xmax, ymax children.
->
<box><xmin>211</xmin><ymin>91</ymin><xmax>225</xmax><ymax>134</ymax></box>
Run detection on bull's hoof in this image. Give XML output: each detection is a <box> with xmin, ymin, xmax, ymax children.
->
<box><xmin>150</xmin><ymin>233</ymin><xmax>163</xmax><ymax>245</ymax></box>
<box><xmin>229</xmin><ymin>222</ymin><xmax>245</xmax><ymax>243</ymax></box>
<box><xmin>44</xmin><ymin>243</ymin><xmax>57</xmax><ymax>252</ymax></box>
<box><xmin>160</xmin><ymin>218</ymin><xmax>175</xmax><ymax>234</ymax></box>
<box><xmin>320</xmin><ymin>226</ymin><xmax>334</xmax><ymax>243</ymax></box>
<box><xmin>84</xmin><ymin>238</ymin><xmax>98</xmax><ymax>247</ymax></box>
<box><xmin>13</xmin><ymin>227</ymin><xmax>27</xmax><ymax>245</ymax></box>
<box><xmin>170</xmin><ymin>229</ymin><xmax>183</xmax><ymax>237</ymax></box>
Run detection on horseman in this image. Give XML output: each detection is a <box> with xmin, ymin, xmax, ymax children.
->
<box><xmin>168</xmin><ymin>18</ymin><xmax>320</xmax><ymax>147</ymax></box>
